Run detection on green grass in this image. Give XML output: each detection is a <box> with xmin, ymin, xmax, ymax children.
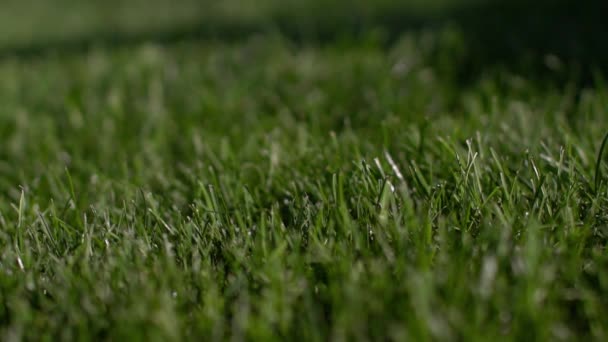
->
<box><xmin>1</xmin><ymin>2</ymin><xmax>608</xmax><ymax>341</ymax></box>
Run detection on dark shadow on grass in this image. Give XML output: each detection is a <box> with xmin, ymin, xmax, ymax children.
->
<box><xmin>268</xmin><ymin>0</ymin><xmax>608</xmax><ymax>83</ymax></box>
<box><xmin>446</xmin><ymin>0</ymin><xmax>608</xmax><ymax>83</ymax></box>
<box><xmin>0</xmin><ymin>0</ymin><xmax>606</xmax><ymax>83</ymax></box>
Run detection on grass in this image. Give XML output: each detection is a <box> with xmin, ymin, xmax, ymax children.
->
<box><xmin>0</xmin><ymin>2</ymin><xmax>608</xmax><ymax>341</ymax></box>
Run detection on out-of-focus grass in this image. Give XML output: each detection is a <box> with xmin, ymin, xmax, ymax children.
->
<box><xmin>0</xmin><ymin>0</ymin><xmax>207</xmax><ymax>46</ymax></box>
<box><xmin>2</xmin><ymin>0</ymin><xmax>605</xmax><ymax>84</ymax></box>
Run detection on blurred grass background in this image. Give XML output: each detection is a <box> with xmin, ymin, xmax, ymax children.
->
<box><xmin>1</xmin><ymin>0</ymin><xmax>606</xmax><ymax>83</ymax></box>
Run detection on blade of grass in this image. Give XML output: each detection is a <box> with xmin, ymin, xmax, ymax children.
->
<box><xmin>594</xmin><ymin>131</ymin><xmax>608</xmax><ymax>193</ymax></box>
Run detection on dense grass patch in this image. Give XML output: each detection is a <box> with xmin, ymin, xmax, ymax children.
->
<box><xmin>0</xmin><ymin>3</ymin><xmax>607</xmax><ymax>340</ymax></box>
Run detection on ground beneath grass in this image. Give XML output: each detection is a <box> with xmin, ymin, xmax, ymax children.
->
<box><xmin>0</xmin><ymin>1</ymin><xmax>607</xmax><ymax>341</ymax></box>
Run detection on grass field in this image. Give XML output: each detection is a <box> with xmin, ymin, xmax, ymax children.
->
<box><xmin>0</xmin><ymin>1</ymin><xmax>607</xmax><ymax>340</ymax></box>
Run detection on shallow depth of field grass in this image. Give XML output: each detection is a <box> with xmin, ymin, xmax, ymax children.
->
<box><xmin>0</xmin><ymin>1</ymin><xmax>608</xmax><ymax>341</ymax></box>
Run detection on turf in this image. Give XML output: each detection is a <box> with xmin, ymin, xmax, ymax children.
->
<box><xmin>0</xmin><ymin>1</ymin><xmax>608</xmax><ymax>341</ymax></box>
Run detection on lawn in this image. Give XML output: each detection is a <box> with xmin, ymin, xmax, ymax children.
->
<box><xmin>0</xmin><ymin>1</ymin><xmax>607</xmax><ymax>340</ymax></box>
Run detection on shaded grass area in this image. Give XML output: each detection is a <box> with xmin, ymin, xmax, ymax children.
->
<box><xmin>0</xmin><ymin>1</ymin><xmax>608</xmax><ymax>341</ymax></box>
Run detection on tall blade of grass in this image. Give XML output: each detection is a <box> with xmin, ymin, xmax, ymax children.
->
<box><xmin>594</xmin><ymin>131</ymin><xmax>608</xmax><ymax>193</ymax></box>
